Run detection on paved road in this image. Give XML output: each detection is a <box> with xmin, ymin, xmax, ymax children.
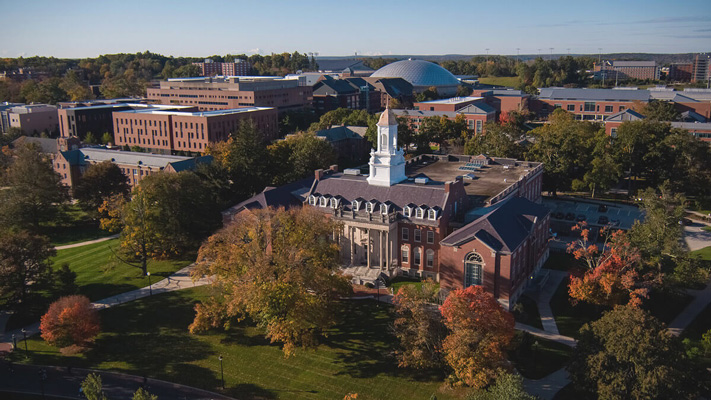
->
<box><xmin>54</xmin><ymin>235</ymin><xmax>120</xmax><ymax>251</ymax></box>
<box><xmin>0</xmin><ymin>364</ymin><xmax>234</xmax><ymax>400</ymax></box>
<box><xmin>684</xmin><ymin>221</ymin><xmax>711</xmax><ymax>252</ymax></box>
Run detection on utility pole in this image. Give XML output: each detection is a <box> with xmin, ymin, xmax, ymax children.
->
<box><xmin>549</xmin><ymin>47</ymin><xmax>554</xmax><ymax>61</ymax></box>
<box><xmin>485</xmin><ymin>48</ymin><xmax>490</xmax><ymax>63</ymax></box>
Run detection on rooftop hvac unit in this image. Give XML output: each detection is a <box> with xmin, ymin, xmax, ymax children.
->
<box><xmin>415</xmin><ymin>177</ymin><xmax>429</xmax><ymax>185</ymax></box>
<box><xmin>344</xmin><ymin>168</ymin><xmax>361</xmax><ymax>176</ymax></box>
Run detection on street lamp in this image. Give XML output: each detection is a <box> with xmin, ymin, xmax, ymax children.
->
<box><xmin>218</xmin><ymin>355</ymin><xmax>224</xmax><ymax>389</ymax></box>
<box><xmin>146</xmin><ymin>271</ymin><xmax>152</xmax><ymax>296</ymax></box>
<box><xmin>21</xmin><ymin>328</ymin><xmax>28</xmax><ymax>358</ymax></box>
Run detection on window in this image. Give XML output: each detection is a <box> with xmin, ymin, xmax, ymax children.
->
<box><xmin>476</xmin><ymin>120</ymin><xmax>483</xmax><ymax>134</ymax></box>
<box><xmin>330</xmin><ymin>198</ymin><xmax>339</xmax><ymax>209</ymax></box>
<box><xmin>415</xmin><ymin>208</ymin><xmax>424</xmax><ymax>219</ymax></box>
<box><xmin>414</xmin><ymin>229</ymin><xmax>421</xmax><ymax>242</ymax></box>
<box><xmin>366</xmin><ymin>202</ymin><xmax>376</xmax><ymax>213</ymax></box>
<box><xmin>402</xmin><ymin>228</ymin><xmax>409</xmax><ymax>241</ymax></box>
<box><xmin>427</xmin><ymin>231</ymin><xmax>435</xmax><ymax>244</ymax></box>
<box><xmin>404</xmin><ymin>206</ymin><xmax>412</xmax><ymax>217</ymax></box>
<box><xmin>352</xmin><ymin>200</ymin><xmax>360</xmax><ymax>210</ymax></box>
<box><xmin>554</xmin><ymin>103</ymin><xmax>562</xmax><ymax>109</ymax></box>
<box><xmin>380</xmin><ymin>133</ymin><xmax>387</xmax><ymax>151</ymax></box>
<box><xmin>428</xmin><ymin>209</ymin><xmax>437</xmax><ymax>220</ymax></box>
<box><xmin>414</xmin><ymin>247</ymin><xmax>421</xmax><ymax>266</ymax></box>
<box><xmin>584</xmin><ymin>102</ymin><xmax>596</xmax><ymax>112</ymax></box>
<box><xmin>605</xmin><ymin>105</ymin><xmax>613</xmax><ymax>113</ymax></box>
<box><xmin>619</xmin><ymin>106</ymin><xmax>626</xmax><ymax>111</ymax></box>
<box><xmin>319</xmin><ymin>197</ymin><xmax>328</xmax><ymax>207</ymax></box>
<box><xmin>610</xmin><ymin>128</ymin><xmax>618</xmax><ymax>138</ymax></box>
<box><xmin>464</xmin><ymin>252</ymin><xmax>483</xmax><ymax>287</ymax></box>
<box><xmin>380</xmin><ymin>204</ymin><xmax>389</xmax><ymax>215</ymax></box>
<box><xmin>426</xmin><ymin>249</ymin><xmax>434</xmax><ymax>267</ymax></box>
<box><xmin>401</xmin><ymin>246</ymin><xmax>409</xmax><ymax>263</ymax></box>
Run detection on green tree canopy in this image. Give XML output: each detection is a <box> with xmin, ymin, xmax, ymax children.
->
<box><xmin>267</xmin><ymin>132</ymin><xmax>337</xmax><ymax>185</ymax></box>
<box><xmin>73</xmin><ymin>160</ymin><xmax>130</xmax><ymax>216</ymax></box>
<box><xmin>0</xmin><ymin>230</ymin><xmax>54</xmax><ymax>309</ymax></box>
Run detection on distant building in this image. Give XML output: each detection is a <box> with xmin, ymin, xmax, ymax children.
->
<box><xmin>603</xmin><ymin>109</ymin><xmax>711</xmax><ymax>142</ymax></box>
<box><xmin>594</xmin><ymin>61</ymin><xmax>660</xmax><ymax>81</ymax></box>
<box><xmin>312</xmin><ymin>125</ymin><xmax>370</xmax><ymax>165</ymax></box>
<box><xmin>533</xmin><ymin>88</ymin><xmax>650</xmax><ymax>120</ymax></box>
<box><xmin>192</xmin><ymin>59</ymin><xmax>251</xmax><ymax>77</ymax></box>
<box><xmin>112</xmin><ymin>106</ymin><xmax>278</xmax><ymax>153</ymax></box>
<box><xmin>370</xmin><ymin>59</ymin><xmax>462</xmax><ymax>97</ymax></box>
<box><xmin>5</xmin><ymin>104</ymin><xmax>59</xmax><ymax>136</ymax></box>
<box><xmin>396</xmin><ymin>97</ymin><xmax>497</xmax><ymax>134</ymax></box>
<box><xmin>692</xmin><ymin>53</ymin><xmax>711</xmax><ymax>84</ymax></box>
<box><xmin>0</xmin><ymin>102</ymin><xmax>24</xmax><ymax>133</ymax></box>
<box><xmin>146</xmin><ymin>76</ymin><xmax>313</xmax><ymax>113</ymax></box>
<box><xmin>54</xmin><ymin>147</ymin><xmax>213</xmax><ymax>190</ymax></box>
<box><xmin>669</xmin><ymin>63</ymin><xmax>694</xmax><ymax>82</ymax></box>
<box><xmin>471</xmin><ymin>89</ymin><xmax>531</xmax><ymax>118</ymax></box>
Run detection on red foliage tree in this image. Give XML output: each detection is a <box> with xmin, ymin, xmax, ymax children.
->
<box><xmin>40</xmin><ymin>295</ymin><xmax>100</xmax><ymax>350</ymax></box>
<box><xmin>567</xmin><ymin>223</ymin><xmax>652</xmax><ymax>307</ymax></box>
<box><xmin>439</xmin><ymin>286</ymin><xmax>515</xmax><ymax>388</ymax></box>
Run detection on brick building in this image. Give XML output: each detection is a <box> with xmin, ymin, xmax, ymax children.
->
<box><xmin>395</xmin><ymin>97</ymin><xmax>497</xmax><ymax>134</ymax></box>
<box><xmin>310</xmin><ymin>76</ymin><xmax>413</xmax><ymax>113</ymax></box>
<box><xmin>533</xmin><ymin>88</ymin><xmax>650</xmax><ymax>120</ymax></box>
<box><xmin>112</xmin><ymin>106</ymin><xmax>278</xmax><ymax>153</ymax></box>
<box><xmin>192</xmin><ymin>59</ymin><xmax>251</xmax><ymax>77</ymax></box>
<box><xmin>603</xmin><ymin>109</ymin><xmax>711</xmax><ymax>142</ymax></box>
<box><xmin>593</xmin><ymin>61</ymin><xmax>660</xmax><ymax>81</ymax></box>
<box><xmin>669</xmin><ymin>63</ymin><xmax>694</xmax><ymax>82</ymax></box>
<box><xmin>146</xmin><ymin>76</ymin><xmax>312</xmax><ymax>113</ymax></box>
<box><xmin>5</xmin><ymin>104</ymin><xmax>58</xmax><ymax>135</ymax></box>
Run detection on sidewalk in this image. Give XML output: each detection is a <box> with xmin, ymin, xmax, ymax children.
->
<box><xmin>0</xmin><ymin>364</ymin><xmax>235</xmax><ymax>400</ymax></box>
<box><xmin>1</xmin><ymin>264</ymin><xmax>210</xmax><ymax>343</ymax></box>
<box><xmin>523</xmin><ymin>368</ymin><xmax>570</xmax><ymax>400</ymax></box>
<box><xmin>668</xmin><ymin>280</ymin><xmax>711</xmax><ymax>336</ymax></box>
<box><xmin>54</xmin><ymin>234</ymin><xmax>120</xmax><ymax>251</ymax></box>
<box><xmin>531</xmin><ymin>269</ymin><xmax>569</xmax><ymax>336</ymax></box>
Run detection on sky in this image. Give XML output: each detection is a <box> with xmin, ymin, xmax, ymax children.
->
<box><xmin>1</xmin><ymin>0</ymin><xmax>710</xmax><ymax>58</ymax></box>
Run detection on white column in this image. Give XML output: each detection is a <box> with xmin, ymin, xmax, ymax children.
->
<box><xmin>386</xmin><ymin>231</ymin><xmax>390</xmax><ymax>270</ymax></box>
<box><xmin>366</xmin><ymin>229</ymin><xmax>371</xmax><ymax>268</ymax></box>
<box><xmin>379</xmin><ymin>230</ymin><xmax>383</xmax><ymax>271</ymax></box>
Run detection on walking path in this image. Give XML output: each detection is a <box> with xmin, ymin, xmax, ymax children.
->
<box><xmin>668</xmin><ymin>280</ymin><xmax>711</xmax><ymax>336</ymax></box>
<box><xmin>54</xmin><ymin>234</ymin><xmax>119</xmax><ymax>251</ymax></box>
<box><xmin>1</xmin><ymin>264</ymin><xmax>211</xmax><ymax>344</ymax></box>
<box><xmin>531</xmin><ymin>269</ymin><xmax>569</xmax><ymax>336</ymax></box>
<box><xmin>523</xmin><ymin>368</ymin><xmax>570</xmax><ymax>400</ymax></box>
<box><xmin>0</xmin><ymin>364</ymin><xmax>235</xmax><ymax>400</ymax></box>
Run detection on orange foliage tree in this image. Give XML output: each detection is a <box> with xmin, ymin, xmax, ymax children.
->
<box><xmin>40</xmin><ymin>295</ymin><xmax>100</xmax><ymax>350</ymax></box>
<box><xmin>439</xmin><ymin>286</ymin><xmax>515</xmax><ymax>388</ymax></box>
<box><xmin>567</xmin><ymin>223</ymin><xmax>652</xmax><ymax>307</ymax></box>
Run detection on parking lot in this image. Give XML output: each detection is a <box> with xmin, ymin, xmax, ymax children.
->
<box><xmin>543</xmin><ymin>197</ymin><xmax>644</xmax><ymax>242</ymax></box>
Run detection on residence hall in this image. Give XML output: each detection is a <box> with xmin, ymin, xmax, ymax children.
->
<box><xmin>603</xmin><ymin>109</ymin><xmax>711</xmax><ymax>142</ymax></box>
<box><xmin>54</xmin><ymin>147</ymin><xmax>212</xmax><ymax>190</ymax></box>
<box><xmin>146</xmin><ymin>76</ymin><xmax>313</xmax><ymax>113</ymax></box>
<box><xmin>112</xmin><ymin>106</ymin><xmax>277</xmax><ymax>154</ymax></box>
<box><xmin>4</xmin><ymin>104</ymin><xmax>59</xmax><ymax>135</ymax></box>
<box><xmin>302</xmin><ymin>109</ymin><xmax>548</xmax><ymax>309</ymax></box>
<box><xmin>394</xmin><ymin>96</ymin><xmax>497</xmax><ymax>134</ymax></box>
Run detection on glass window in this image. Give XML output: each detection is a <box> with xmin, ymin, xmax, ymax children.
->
<box><xmin>464</xmin><ymin>252</ymin><xmax>483</xmax><ymax>287</ymax></box>
<box><xmin>402</xmin><ymin>228</ymin><xmax>409</xmax><ymax>241</ymax></box>
<box><xmin>404</xmin><ymin>206</ymin><xmax>412</xmax><ymax>217</ymax></box>
<box><xmin>401</xmin><ymin>246</ymin><xmax>409</xmax><ymax>264</ymax></box>
<box><xmin>619</xmin><ymin>106</ymin><xmax>626</xmax><ymax>111</ymax></box>
<box><xmin>567</xmin><ymin>104</ymin><xmax>575</xmax><ymax>111</ymax></box>
<box><xmin>380</xmin><ymin>204</ymin><xmax>388</xmax><ymax>214</ymax></box>
<box><xmin>366</xmin><ymin>202</ymin><xmax>375</xmax><ymax>213</ymax></box>
<box><xmin>476</xmin><ymin>120</ymin><xmax>483</xmax><ymax>134</ymax></box>
<box><xmin>415</xmin><ymin>208</ymin><xmax>424</xmax><ymax>219</ymax></box>
<box><xmin>414</xmin><ymin>229</ymin><xmax>421</xmax><ymax>242</ymax></box>
<box><xmin>319</xmin><ymin>197</ymin><xmax>328</xmax><ymax>207</ymax></box>
<box><xmin>605</xmin><ymin>105</ymin><xmax>613</xmax><ymax>113</ymax></box>
<box><xmin>352</xmin><ymin>200</ymin><xmax>359</xmax><ymax>210</ymax></box>
<box><xmin>610</xmin><ymin>128</ymin><xmax>618</xmax><ymax>138</ymax></box>
<box><xmin>330</xmin><ymin>198</ymin><xmax>339</xmax><ymax>208</ymax></box>
<box><xmin>584</xmin><ymin>102</ymin><xmax>596</xmax><ymax>112</ymax></box>
<box><xmin>426</xmin><ymin>249</ymin><xmax>434</xmax><ymax>267</ymax></box>
<box><xmin>414</xmin><ymin>247</ymin><xmax>421</xmax><ymax>266</ymax></box>
<box><xmin>428</xmin><ymin>209</ymin><xmax>437</xmax><ymax>220</ymax></box>
<box><xmin>427</xmin><ymin>231</ymin><xmax>435</xmax><ymax>244</ymax></box>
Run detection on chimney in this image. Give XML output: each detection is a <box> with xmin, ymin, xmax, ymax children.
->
<box><xmin>445</xmin><ymin>181</ymin><xmax>452</xmax><ymax>193</ymax></box>
<box><xmin>315</xmin><ymin>169</ymin><xmax>325</xmax><ymax>181</ymax></box>
<box><xmin>329</xmin><ymin>164</ymin><xmax>338</xmax><ymax>172</ymax></box>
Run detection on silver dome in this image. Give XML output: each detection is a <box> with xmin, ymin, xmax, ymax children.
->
<box><xmin>371</xmin><ymin>59</ymin><xmax>460</xmax><ymax>88</ymax></box>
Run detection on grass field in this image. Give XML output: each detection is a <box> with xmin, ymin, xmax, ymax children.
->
<box><xmin>549</xmin><ymin>278</ymin><xmax>607</xmax><ymax>338</ymax></box>
<box><xmin>5</xmin><ymin>239</ymin><xmax>191</xmax><ymax>331</ymax></box>
<box><xmin>40</xmin><ymin>204</ymin><xmax>112</xmax><ymax>246</ymax></box>
<box><xmin>17</xmin><ymin>288</ymin><xmax>460</xmax><ymax>400</ymax></box>
<box><xmin>477</xmin><ymin>76</ymin><xmax>520</xmax><ymax>87</ymax></box>
<box><xmin>692</xmin><ymin>246</ymin><xmax>711</xmax><ymax>261</ymax></box>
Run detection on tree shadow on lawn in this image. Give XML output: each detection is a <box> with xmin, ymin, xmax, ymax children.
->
<box><xmin>227</xmin><ymin>383</ymin><xmax>279</xmax><ymax>400</ymax></box>
<box><xmin>80</xmin><ymin>283</ymin><xmax>142</xmax><ymax>302</ymax></box>
<box><xmin>324</xmin><ymin>300</ymin><xmax>445</xmax><ymax>382</ymax></box>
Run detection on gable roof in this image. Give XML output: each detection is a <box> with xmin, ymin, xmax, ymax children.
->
<box><xmin>315</xmin><ymin>125</ymin><xmax>367</xmax><ymax>142</ymax></box>
<box><xmin>604</xmin><ymin>109</ymin><xmax>645</xmax><ymax>122</ymax></box>
<box><xmin>456</xmin><ymin>102</ymin><xmax>497</xmax><ymax>115</ymax></box>
<box><xmin>224</xmin><ymin>177</ymin><xmax>314</xmax><ymax>216</ymax></box>
<box><xmin>363</xmin><ymin>77</ymin><xmax>414</xmax><ymax>98</ymax></box>
<box><xmin>11</xmin><ymin>136</ymin><xmax>58</xmax><ymax>154</ymax></box>
<box><xmin>440</xmin><ymin>196</ymin><xmax>548</xmax><ymax>253</ymax></box>
<box><xmin>312</xmin><ymin>79</ymin><xmax>359</xmax><ymax>96</ymax></box>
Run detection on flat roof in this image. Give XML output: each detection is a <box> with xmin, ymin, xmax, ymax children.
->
<box><xmin>415</xmin><ymin>96</ymin><xmax>483</xmax><ymax>105</ymax></box>
<box><xmin>78</xmin><ymin>148</ymin><xmax>193</xmax><ymax>168</ymax></box>
<box><xmin>118</xmin><ymin>106</ymin><xmax>274</xmax><ymax>117</ymax></box>
<box><xmin>64</xmin><ymin>103</ymin><xmax>193</xmax><ymax>112</ymax></box>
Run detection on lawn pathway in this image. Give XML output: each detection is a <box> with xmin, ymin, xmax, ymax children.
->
<box><xmin>523</xmin><ymin>368</ymin><xmax>570</xmax><ymax>400</ymax></box>
<box><xmin>0</xmin><ymin>264</ymin><xmax>210</xmax><ymax>345</ymax></box>
<box><xmin>668</xmin><ymin>280</ymin><xmax>711</xmax><ymax>336</ymax></box>
<box><xmin>531</xmin><ymin>269</ymin><xmax>569</xmax><ymax>336</ymax></box>
<box><xmin>54</xmin><ymin>234</ymin><xmax>119</xmax><ymax>250</ymax></box>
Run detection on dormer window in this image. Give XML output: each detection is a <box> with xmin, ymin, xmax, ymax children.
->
<box><xmin>352</xmin><ymin>200</ymin><xmax>361</xmax><ymax>211</ymax></box>
<box><xmin>380</xmin><ymin>204</ymin><xmax>389</xmax><ymax>215</ymax></box>
<box><xmin>415</xmin><ymin>207</ymin><xmax>425</xmax><ymax>219</ymax></box>
<box><xmin>308</xmin><ymin>195</ymin><xmax>318</xmax><ymax>206</ymax></box>
<box><xmin>404</xmin><ymin>206</ymin><xmax>413</xmax><ymax>218</ymax></box>
<box><xmin>319</xmin><ymin>196</ymin><xmax>329</xmax><ymax>207</ymax></box>
<box><xmin>428</xmin><ymin>209</ymin><xmax>437</xmax><ymax>220</ymax></box>
<box><xmin>330</xmin><ymin>198</ymin><xmax>339</xmax><ymax>209</ymax></box>
<box><xmin>366</xmin><ymin>201</ymin><xmax>377</xmax><ymax>213</ymax></box>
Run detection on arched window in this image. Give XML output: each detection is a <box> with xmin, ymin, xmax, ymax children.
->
<box><xmin>464</xmin><ymin>252</ymin><xmax>483</xmax><ymax>287</ymax></box>
<box><xmin>330</xmin><ymin>198</ymin><xmax>339</xmax><ymax>209</ymax></box>
<box><xmin>404</xmin><ymin>206</ymin><xmax>412</xmax><ymax>217</ymax></box>
<box><xmin>428</xmin><ymin>209</ymin><xmax>437</xmax><ymax>220</ymax></box>
<box><xmin>352</xmin><ymin>200</ymin><xmax>360</xmax><ymax>211</ymax></box>
<box><xmin>415</xmin><ymin>207</ymin><xmax>425</xmax><ymax>219</ymax></box>
<box><xmin>414</xmin><ymin>247</ymin><xmax>422</xmax><ymax>266</ymax></box>
<box><xmin>380</xmin><ymin>133</ymin><xmax>388</xmax><ymax>151</ymax></box>
<box><xmin>319</xmin><ymin>196</ymin><xmax>328</xmax><ymax>207</ymax></box>
<box><xmin>309</xmin><ymin>195</ymin><xmax>317</xmax><ymax>206</ymax></box>
<box><xmin>380</xmin><ymin>204</ymin><xmax>389</xmax><ymax>215</ymax></box>
<box><xmin>426</xmin><ymin>249</ymin><xmax>434</xmax><ymax>267</ymax></box>
<box><xmin>366</xmin><ymin>201</ymin><xmax>377</xmax><ymax>213</ymax></box>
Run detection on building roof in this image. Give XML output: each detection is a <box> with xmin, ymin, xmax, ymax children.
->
<box><xmin>316</xmin><ymin>59</ymin><xmax>374</xmax><ymax>73</ymax></box>
<box><xmin>393</xmin><ymin>109</ymin><xmax>459</xmax><ymax>119</ymax></box>
<box><xmin>604</xmin><ymin>109</ymin><xmax>645</xmax><ymax>122</ymax></box>
<box><xmin>60</xmin><ymin>148</ymin><xmax>209</xmax><ymax>170</ymax></box>
<box><xmin>362</xmin><ymin>77</ymin><xmax>414</xmax><ymax>98</ymax></box>
<box><xmin>119</xmin><ymin>106</ymin><xmax>273</xmax><ymax>117</ymax></box>
<box><xmin>670</xmin><ymin>122</ymin><xmax>711</xmax><ymax>131</ymax></box>
<box><xmin>416</xmin><ymin>96</ymin><xmax>483</xmax><ymax>105</ymax></box>
<box><xmin>378</xmin><ymin>108</ymin><xmax>396</xmax><ymax>126</ymax></box>
<box><xmin>315</xmin><ymin>125</ymin><xmax>367</xmax><ymax>142</ymax></box>
<box><xmin>11</xmin><ymin>136</ymin><xmax>58</xmax><ymax>154</ymax></box>
<box><xmin>224</xmin><ymin>177</ymin><xmax>315</xmax><ymax>216</ymax></box>
<box><xmin>611</xmin><ymin>61</ymin><xmax>656</xmax><ymax>67</ymax></box>
<box><xmin>312</xmin><ymin>79</ymin><xmax>359</xmax><ymax>96</ymax></box>
<box><xmin>538</xmin><ymin>88</ymin><xmax>651</xmax><ymax>102</ymax></box>
<box><xmin>681</xmin><ymin>110</ymin><xmax>707</xmax><ymax>123</ymax></box>
<box><xmin>371</xmin><ymin>59</ymin><xmax>460</xmax><ymax>88</ymax></box>
<box><xmin>456</xmin><ymin>103</ymin><xmax>497</xmax><ymax>114</ymax></box>
<box><xmin>440</xmin><ymin>196</ymin><xmax>549</xmax><ymax>252</ymax></box>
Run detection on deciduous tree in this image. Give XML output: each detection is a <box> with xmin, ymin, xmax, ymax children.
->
<box><xmin>73</xmin><ymin>161</ymin><xmax>130</xmax><ymax>216</ymax></box>
<box><xmin>40</xmin><ymin>295</ymin><xmax>100</xmax><ymax>350</ymax></box>
<box><xmin>440</xmin><ymin>286</ymin><xmax>515</xmax><ymax>388</ymax></box>
<box><xmin>81</xmin><ymin>373</ymin><xmax>108</xmax><ymax>400</ymax></box>
<box><xmin>189</xmin><ymin>207</ymin><xmax>351</xmax><ymax>356</ymax></box>
<box><xmin>392</xmin><ymin>280</ymin><xmax>446</xmax><ymax>369</ymax></box>
<box><xmin>569</xmin><ymin>306</ymin><xmax>703</xmax><ymax>399</ymax></box>
<box><xmin>267</xmin><ymin>132</ymin><xmax>336</xmax><ymax>185</ymax></box>
<box><xmin>465</xmin><ymin>373</ymin><xmax>536</xmax><ymax>400</ymax></box>
<box><xmin>0</xmin><ymin>230</ymin><xmax>54</xmax><ymax>309</ymax></box>
<box><xmin>133</xmin><ymin>388</ymin><xmax>157</xmax><ymax>400</ymax></box>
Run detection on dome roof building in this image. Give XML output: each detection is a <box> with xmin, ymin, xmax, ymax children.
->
<box><xmin>370</xmin><ymin>59</ymin><xmax>460</xmax><ymax>96</ymax></box>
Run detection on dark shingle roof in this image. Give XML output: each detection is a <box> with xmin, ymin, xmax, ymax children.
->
<box><xmin>225</xmin><ymin>177</ymin><xmax>314</xmax><ymax>215</ymax></box>
<box><xmin>12</xmin><ymin>136</ymin><xmax>58</xmax><ymax>154</ymax></box>
<box><xmin>315</xmin><ymin>126</ymin><xmax>367</xmax><ymax>142</ymax></box>
<box><xmin>313</xmin><ymin>79</ymin><xmax>359</xmax><ymax>96</ymax></box>
<box><xmin>456</xmin><ymin>103</ymin><xmax>496</xmax><ymax>114</ymax></box>
<box><xmin>440</xmin><ymin>196</ymin><xmax>548</xmax><ymax>253</ymax></box>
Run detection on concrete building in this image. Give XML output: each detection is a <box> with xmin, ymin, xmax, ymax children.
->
<box><xmin>54</xmin><ymin>147</ymin><xmax>212</xmax><ymax>190</ymax></box>
<box><xmin>6</xmin><ymin>104</ymin><xmax>59</xmax><ymax>136</ymax></box>
<box><xmin>113</xmin><ymin>106</ymin><xmax>278</xmax><ymax>153</ymax></box>
<box><xmin>370</xmin><ymin>59</ymin><xmax>461</xmax><ymax>97</ymax></box>
<box><xmin>0</xmin><ymin>102</ymin><xmax>25</xmax><ymax>133</ymax></box>
<box><xmin>192</xmin><ymin>59</ymin><xmax>251</xmax><ymax>77</ymax></box>
<box><xmin>594</xmin><ymin>60</ymin><xmax>660</xmax><ymax>81</ymax></box>
<box><xmin>692</xmin><ymin>54</ymin><xmax>711</xmax><ymax>84</ymax></box>
<box><xmin>146</xmin><ymin>76</ymin><xmax>313</xmax><ymax>113</ymax></box>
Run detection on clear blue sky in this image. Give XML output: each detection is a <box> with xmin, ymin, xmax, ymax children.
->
<box><xmin>1</xmin><ymin>0</ymin><xmax>710</xmax><ymax>58</ymax></box>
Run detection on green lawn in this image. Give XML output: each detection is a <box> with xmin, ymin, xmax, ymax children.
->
<box><xmin>17</xmin><ymin>288</ymin><xmax>458</xmax><ymax>400</ymax></box>
<box><xmin>702</xmin><ymin>226</ymin><xmax>711</xmax><ymax>232</ymax></box>
<box><xmin>477</xmin><ymin>76</ymin><xmax>520</xmax><ymax>87</ymax></box>
<box><xmin>692</xmin><ymin>246</ymin><xmax>711</xmax><ymax>261</ymax></box>
<box><xmin>40</xmin><ymin>204</ymin><xmax>112</xmax><ymax>246</ymax></box>
<box><xmin>549</xmin><ymin>278</ymin><xmax>607</xmax><ymax>338</ymax></box>
<box><xmin>508</xmin><ymin>331</ymin><xmax>571</xmax><ymax>380</ymax></box>
<box><xmin>5</xmin><ymin>239</ymin><xmax>191</xmax><ymax>331</ymax></box>
<box><xmin>513</xmin><ymin>295</ymin><xmax>543</xmax><ymax>330</ymax></box>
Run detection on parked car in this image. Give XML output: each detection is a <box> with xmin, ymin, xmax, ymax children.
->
<box><xmin>597</xmin><ymin>216</ymin><xmax>609</xmax><ymax>225</ymax></box>
<box><xmin>565</xmin><ymin>212</ymin><xmax>576</xmax><ymax>221</ymax></box>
